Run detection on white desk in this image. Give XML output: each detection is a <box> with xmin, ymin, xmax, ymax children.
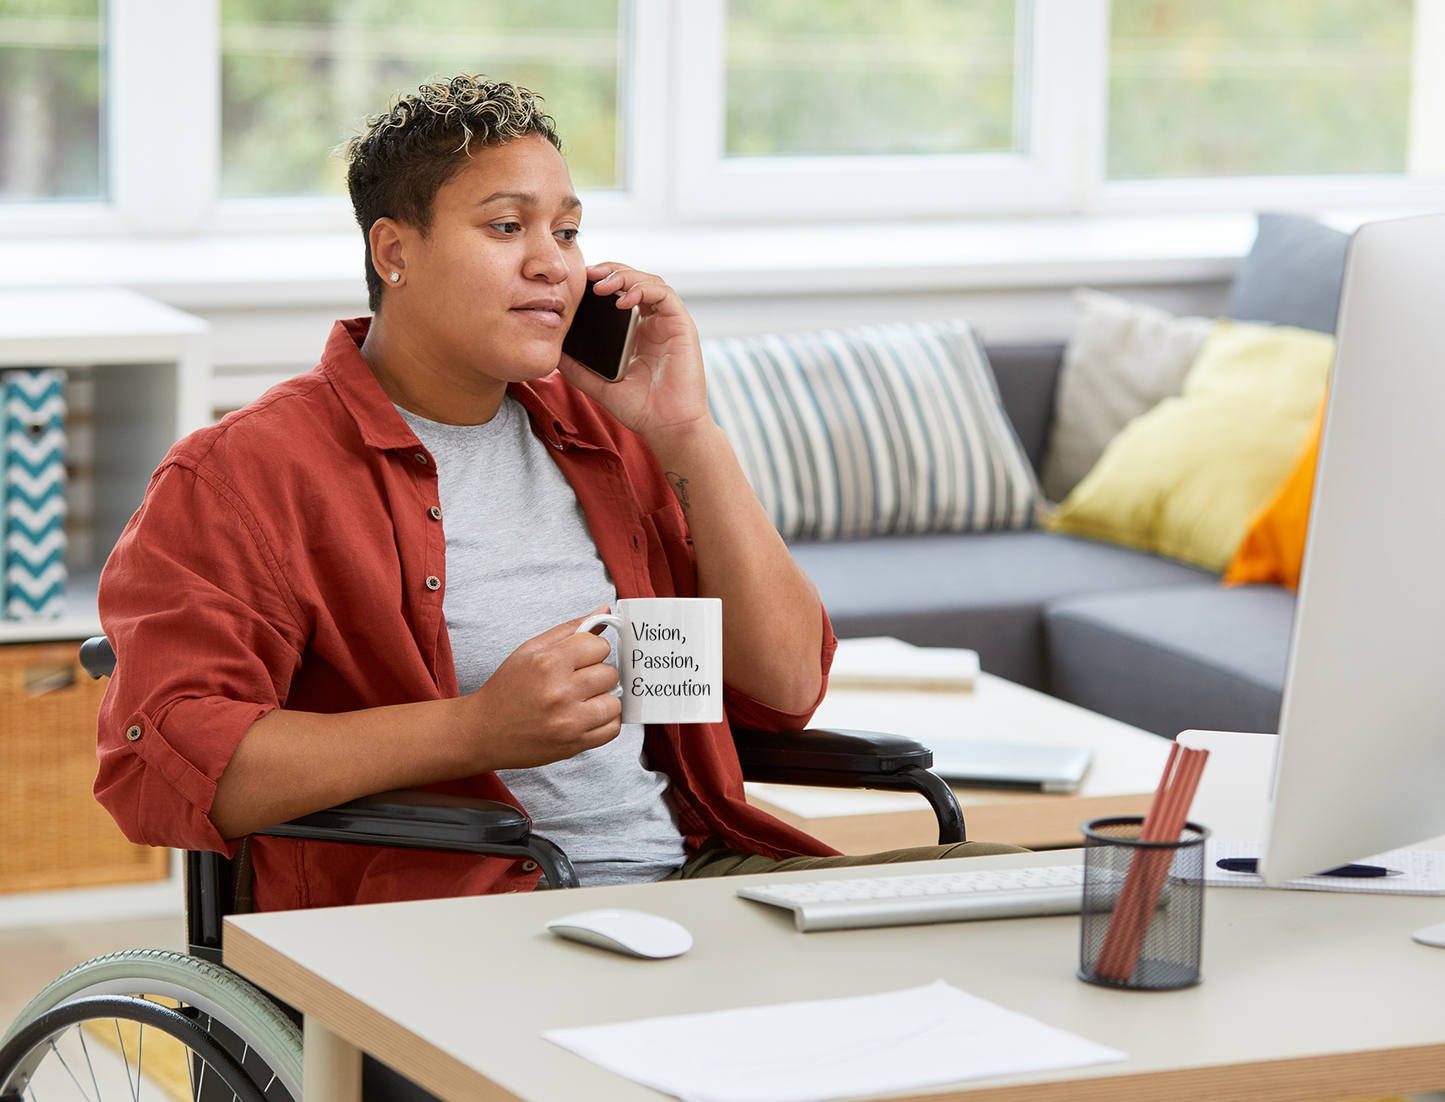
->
<box><xmin>746</xmin><ymin>675</ymin><xmax>1173</xmax><ymax>852</ymax></box>
<box><xmin>226</xmin><ymin>845</ymin><xmax>1445</xmax><ymax>1102</ymax></box>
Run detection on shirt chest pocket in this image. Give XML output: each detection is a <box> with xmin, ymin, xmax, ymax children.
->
<box><xmin>639</xmin><ymin>504</ymin><xmax>696</xmax><ymax>598</ymax></box>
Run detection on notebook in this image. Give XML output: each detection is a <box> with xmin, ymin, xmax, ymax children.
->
<box><xmin>1205</xmin><ymin>840</ymin><xmax>1445</xmax><ymax>895</ymax></box>
<box><xmin>829</xmin><ymin>637</ymin><xmax>978</xmax><ymax>691</ymax></box>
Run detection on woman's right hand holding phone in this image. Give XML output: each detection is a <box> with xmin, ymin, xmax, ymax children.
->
<box><xmin>556</xmin><ymin>263</ymin><xmax>712</xmax><ymax>456</ymax></box>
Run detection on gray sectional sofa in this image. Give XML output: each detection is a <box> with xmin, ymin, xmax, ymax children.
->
<box><xmin>791</xmin><ymin>346</ymin><xmax>1291</xmax><ymax>740</ymax></box>
<box><xmin>791</xmin><ymin>214</ymin><xmax>1350</xmax><ymax>740</ymax></box>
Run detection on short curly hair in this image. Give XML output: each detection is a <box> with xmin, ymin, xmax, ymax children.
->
<box><xmin>345</xmin><ymin>74</ymin><xmax>562</xmax><ymax>311</ymax></box>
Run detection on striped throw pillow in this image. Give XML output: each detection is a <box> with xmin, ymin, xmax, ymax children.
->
<box><xmin>703</xmin><ymin>320</ymin><xmax>1037</xmax><ymax>542</ymax></box>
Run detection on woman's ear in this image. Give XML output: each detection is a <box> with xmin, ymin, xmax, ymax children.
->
<box><xmin>370</xmin><ymin>217</ymin><xmax>407</xmax><ymax>287</ymax></box>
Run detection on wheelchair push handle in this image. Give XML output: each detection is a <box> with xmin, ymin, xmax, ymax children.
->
<box><xmin>80</xmin><ymin>636</ymin><xmax>116</xmax><ymax>679</ymax></box>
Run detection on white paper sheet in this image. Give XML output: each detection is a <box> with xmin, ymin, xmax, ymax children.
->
<box><xmin>1175</xmin><ymin>730</ymin><xmax>1276</xmax><ymax>842</ymax></box>
<box><xmin>1205</xmin><ymin>840</ymin><xmax>1445</xmax><ymax>894</ymax></box>
<box><xmin>543</xmin><ymin>979</ymin><xmax>1126</xmax><ymax>1102</ymax></box>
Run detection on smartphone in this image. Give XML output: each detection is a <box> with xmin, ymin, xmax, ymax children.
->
<box><xmin>562</xmin><ymin>280</ymin><xmax>641</xmax><ymax>383</ymax></box>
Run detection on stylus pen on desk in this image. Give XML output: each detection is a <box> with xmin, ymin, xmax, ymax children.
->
<box><xmin>1215</xmin><ymin>858</ymin><xmax>1397</xmax><ymax>878</ymax></box>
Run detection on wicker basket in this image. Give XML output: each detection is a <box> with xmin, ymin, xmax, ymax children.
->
<box><xmin>0</xmin><ymin>640</ymin><xmax>169</xmax><ymax>894</ymax></box>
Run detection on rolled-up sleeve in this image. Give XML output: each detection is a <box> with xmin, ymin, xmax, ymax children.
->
<box><xmin>722</xmin><ymin>604</ymin><xmax>837</xmax><ymax>733</ymax></box>
<box><xmin>95</xmin><ymin>459</ymin><xmax>308</xmax><ymax>855</ymax></box>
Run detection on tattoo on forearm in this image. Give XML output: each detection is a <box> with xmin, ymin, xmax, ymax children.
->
<box><xmin>666</xmin><ymin>471</ymin><xmax>692</xmax><ymax>512</ymax></box>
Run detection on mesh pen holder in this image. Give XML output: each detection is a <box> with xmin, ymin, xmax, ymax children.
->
<box><xmin>1078</xmin><ymin>816</ymin><xmax>1209</xmax><ymax>991</ymax></box>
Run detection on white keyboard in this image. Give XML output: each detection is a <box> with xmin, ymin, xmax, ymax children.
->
<box><xmin>736</xmin><ymin>864</ymin><xmax>1086</xmax><ymax>931</ymax></box>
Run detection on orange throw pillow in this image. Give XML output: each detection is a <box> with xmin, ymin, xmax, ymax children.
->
<box><xmin>1223</xmin><ymin>399</ymin><xmax>1325</xmax><ymax>590</ymax></box>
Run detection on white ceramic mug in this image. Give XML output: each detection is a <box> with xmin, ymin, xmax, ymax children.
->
<box><xmin>576</xmin><ymin>597</ymin><xmax>723</xmax><ymax>724</ymax></box>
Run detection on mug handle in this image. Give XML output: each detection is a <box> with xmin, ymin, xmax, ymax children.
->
<box><xmin>576</xmin><ymin>613</ymin><xmax>624</xmax><ymax>698</ymax></box>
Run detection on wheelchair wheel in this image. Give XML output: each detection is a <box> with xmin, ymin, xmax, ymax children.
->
<box><xmin>0</xmin><ymin>994</ymin><xmax>267</xmax><ymax>1101</ymax></box>
<box><xmin>0</xmin><ymin>949</ymin><xmax>303</xmax><ymax>1102</ymax></box>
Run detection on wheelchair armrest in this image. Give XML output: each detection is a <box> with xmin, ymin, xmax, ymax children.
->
<box><xmin>732</xmin><ymin>727</ymin><xmax>933</xmax><ymax>780</ymax></box>
<box><xmin>733</xmin><ymin>727</ymin><xmax>965</xmax><ymax>846</ymax></box>
<box><xmin>81</xmin><ymin>636</ymin><xmax>115</xmax><ymax>679</ymax></box>
<box><xmin>191</xmin><ymin>793</ymin><xmax>577</xmax><ymax>958</ymax></box>
<box><xmin>257</xmin><ymin>789</ymin><xmax>531</xmax><ymax>848</ymax></box>
<box><xmin>257</xmin><ymin>790</ymin><xmax>579</xmax><ymax>888</ymax></box>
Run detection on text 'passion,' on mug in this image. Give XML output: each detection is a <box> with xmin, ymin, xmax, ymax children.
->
<box><xmin>576</xmin><ymin>597</ymin><xmax>723</xmax><ymax>724</ymax></box>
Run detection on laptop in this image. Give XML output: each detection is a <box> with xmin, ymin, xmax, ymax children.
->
<box><xmin>927</xmin><ymin>741</ymin><xmax>1094</xmax><ymax>794</ymax></box>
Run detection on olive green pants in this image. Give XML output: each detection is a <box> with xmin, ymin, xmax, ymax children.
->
<box><xmin>663</xmin><ymin>837</ymin><xmax>1027</xmax><ymax>879</ymax></box>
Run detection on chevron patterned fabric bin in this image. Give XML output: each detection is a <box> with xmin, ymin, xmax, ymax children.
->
<box><xmin>3</xmin><ymin>369</ymin><xmax>67</xmax><ymax>620</ymax></box>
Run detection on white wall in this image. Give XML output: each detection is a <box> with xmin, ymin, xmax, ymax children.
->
<box><xmin>196</xmin><ymin>279</ymin><xmax>1231</xmax><ymax>416</ymax></box>
<box><xmin>0</xmin><ymin>210</ymin><xmax>1247</xmax><ymax>418</ymax></box>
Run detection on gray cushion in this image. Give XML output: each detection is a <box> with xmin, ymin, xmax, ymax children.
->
<box><xmin>1227</xmin><ymin>212</ymin><xmax>1350</xmax><ymax>334</ymax></box>
<box><xmin>1045</xmin><ymin>584</ymin><xmax>1296</xmax><ymax>738</ymax></box>
<box><xmin>794</xmin><ymin>530</ymin><xmax>1215</xmax><ymax>689</ymax></box>
<box><xmin>982</xmin><ymin>343</ymin><xmax>1064</xmax><ymax>474</ymax></box>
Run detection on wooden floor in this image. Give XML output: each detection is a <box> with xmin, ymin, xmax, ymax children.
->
<box><xmin>0</xmin><ymin>915</ymin><xmax>184</xmax><ymax>1034</ymax></box>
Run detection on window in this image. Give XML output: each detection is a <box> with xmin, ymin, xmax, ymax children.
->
<box><xmin>0</xmin><ymin>0</ymin><xmax>105</xmax><ymax>201</ymax></box>
<box><xmin>671</xmin><ymin>0</ymin><xmax>1101</xmax><ymax>219</ymax></box>
<box><xmin>5</xmin><ymin>0</ymin><xmax>1444</xmax><ymax>236</ymax></box>
<box><xmin>219</xmin><ymin>0</ymin><xmax>627</xmax><ymax>197</ymax></box>
<box><xmin>1108</xmin><ymin>0</ymin><xmax>1414</xmax><ymax>179</ymax></box>
<box><xmin>724</xmin><ymin>0</ymin><xmax>1022</xmax><ymax>158</ymax></box>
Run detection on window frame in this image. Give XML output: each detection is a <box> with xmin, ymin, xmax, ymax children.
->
<box><xmin>2</xmin><ymin>0</ymin><xmax>1444</xmax><ymax>241</ymax></box>
<box><xmin>668</xmin><ymin>0</ymin><xmax>1106</xmax><ymax>221</ymax></box>
<box><xmin>1091</xmin><ymin>0</ymin><xmax>1445</xmax><ymax>215</ymax></box>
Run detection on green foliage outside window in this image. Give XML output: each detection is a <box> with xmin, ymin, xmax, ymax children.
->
<box><xmin>726</xmin><ymin>0</ymin><xmax>1019</xmax><ymax>157</ymax></box>
<box><xmin>0</xmin><ymin>0</ymin><xmax>104</xmax><ymax>201</ymax></box>
<box><xmin>1109</xmin><ymin>0</ymin><xmax>1413</xmax><ymax>178</ymax></box>
<box><xmin>0</xmin><ymin>0</ymin><xmax>1425</xmax><ymax>207</ymax></box>
<box><xmin>220</xmin><ymin>0</ymin><xmax>622</xmax><ymax>197</ymax></box>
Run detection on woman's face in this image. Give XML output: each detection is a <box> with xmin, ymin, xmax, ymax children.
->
<box><xmin>378</xmin><ymin>134</ymin><xmax>588</xmax><ymax>405</ymax></box>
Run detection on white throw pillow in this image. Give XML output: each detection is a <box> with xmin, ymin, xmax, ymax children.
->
<box><xmin>1040</xmin><ymin>289</ymin><xmax>1215</xmax><ymax>503</ymax></box>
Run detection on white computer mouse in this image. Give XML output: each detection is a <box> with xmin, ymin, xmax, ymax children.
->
<box><xmin>1413</xmin><ymin>920</ymin><xmax>1445</xmax><ymax>948</ymax></box>
<box><xmin>544</xmin><ymin>908</ymin><xmax>693</xmax><ymax>959</ymax></box>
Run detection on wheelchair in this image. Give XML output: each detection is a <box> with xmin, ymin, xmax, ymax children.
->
<box><xmin>0</xmin><ymin>636</ymin><xmax>967</xmax><ymax>1101</ymax></box>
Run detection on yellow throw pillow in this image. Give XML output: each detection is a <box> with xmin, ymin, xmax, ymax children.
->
<box><xmin>1044</xmin><ymin>320</ymin><xmax>1334</xmax><ymax>572</ymax></box>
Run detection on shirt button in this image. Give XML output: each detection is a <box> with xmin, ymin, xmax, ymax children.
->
<box><xmin>414</xmin><ymin>452</ymin><xmax>428</xmax><ymax>465</ymax></box>
<box><xmin>425</xmin><ymin>575</ymin><xmax>441</xmax><ymax>591</ymax></box>
<box><xmin>125</xmin><ymin>725</ymin><xmax>142</xmax><ymax>742</ymax></box>
<box><xmin>521</xmin><ymin>860</ymin><xmax>538</xmax><ymax>872</ymax></box>
<box><xmin>428</xmin><ymin>505</ymin><xmax>442</xmax><ymax>521</ymax></box>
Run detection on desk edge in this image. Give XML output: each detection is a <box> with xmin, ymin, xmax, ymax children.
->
<box><xmin>224</xmin><ymin>918</ymin><xmax>522</xmax><ymax>1102</ymax></box>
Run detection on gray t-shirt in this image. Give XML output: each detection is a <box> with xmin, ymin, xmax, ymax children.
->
<box><xmin>397</xmin><ymin>398</ymin><xmax>687</xmax><ymax>886</ymax></box>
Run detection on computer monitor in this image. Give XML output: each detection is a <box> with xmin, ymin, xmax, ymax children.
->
<box><xmin>1258</xmin><ymin>211</ymin><xmax>1445</xmax><ymax>886</ymax></box>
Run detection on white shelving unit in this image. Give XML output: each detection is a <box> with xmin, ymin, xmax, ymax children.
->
<box><xmin>0</xmin><ymin>286</ymin><xmax>210</xmax><ymax>644</ymax></box>
<box><xmin>0</xmin><ymin>287</ymin><xmax>207</xmax><ymax>923</ymax></box>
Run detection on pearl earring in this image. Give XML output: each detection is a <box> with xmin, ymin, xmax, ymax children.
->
<box><xmin>389</xmin><ymin>272</ymin><xmax>400</xmax><ymax>283</ymax></box>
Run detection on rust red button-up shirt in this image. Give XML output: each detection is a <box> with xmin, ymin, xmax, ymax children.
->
<box><xmin>95</xmin><ymin>318</ymin><xmax>838</xmax><ymax>911</ymax></box>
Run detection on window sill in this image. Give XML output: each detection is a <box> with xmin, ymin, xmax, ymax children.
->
<box><xmin>587</xmin><ymin>212</ymin><xmax>1259</xmax><ymax>297</ymax></box>
<box><xmin>0</xmin><ymin>208</ymin><xmax>1400</xmax><ymax>310</ymax></box>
